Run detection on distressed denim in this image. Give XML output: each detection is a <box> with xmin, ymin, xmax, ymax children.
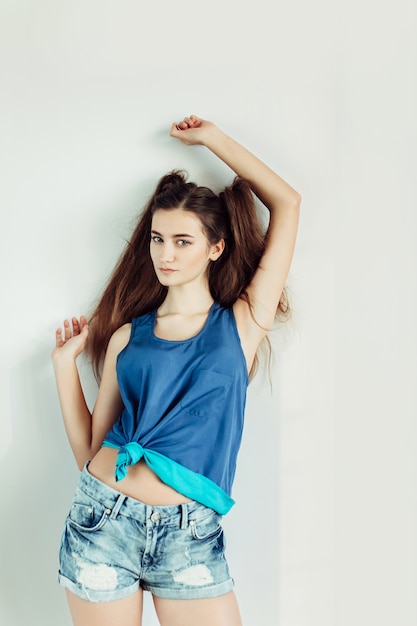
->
<box><xmin>58</xmin><ymin>465</ymin><xmax>234</xmax><ymax>602</ymax></box>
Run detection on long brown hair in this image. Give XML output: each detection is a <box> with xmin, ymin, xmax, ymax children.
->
<box><xmin>86</xmin><ymin>170</ymin><xmax>289</xmax><ymax>380</ymax></box>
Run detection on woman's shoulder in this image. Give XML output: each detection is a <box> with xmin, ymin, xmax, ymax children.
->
<box><xmin>109</xmin><ymin>323</ymin><xmax>132</xmax><ymax>354</ymax></box>
<box><xmin>112</xmin><ymin>310</ymin><xmax>155</xmax><ymax>345</ymax></box>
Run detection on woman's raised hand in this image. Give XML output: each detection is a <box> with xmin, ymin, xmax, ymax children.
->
<box><xmin>170</xmin><ymin>115</ymin><xmax>219</xmax><ymax>146</ymax></box>
<box><xmin>52</xmin><ymin>316</ymin><xmax>89</xmax><ymax>365</ymax></box>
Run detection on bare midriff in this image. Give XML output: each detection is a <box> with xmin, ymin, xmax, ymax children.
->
<box><xmin>88</xmin><ymin>446</ymin><xmax>192</xmax><ymax>506</ymax></box>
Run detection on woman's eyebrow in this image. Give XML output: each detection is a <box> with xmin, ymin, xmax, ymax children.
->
<box><xmin>151</xmin><ymin>230</ymin><xmax>195</xmax><ymax>238</ymax></box>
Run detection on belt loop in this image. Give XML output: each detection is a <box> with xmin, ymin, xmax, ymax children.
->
<box><xmin>180</xmin><ymin>503</ymin><xmax>188</xmax><ymax>529</ymax></box>
<box><xmin>110</xmin><ymin>493</ymin><xmax>127</xmax><ymax>520</ymax></box>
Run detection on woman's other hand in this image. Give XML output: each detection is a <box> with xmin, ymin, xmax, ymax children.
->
<box><xmin>52</xmin><ymin>316</ymin><xmax>89</xmax><ymax>365</ymax></box>
<box><xmin>170</xmin><ymin>115</ymin><xmax>220</xmax><ymax>146</ymax></box>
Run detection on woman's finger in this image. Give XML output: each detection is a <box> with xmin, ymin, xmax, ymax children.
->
<box><xmin>72</xmin><ymin>317</ymin><xmax>80</xmax><ymax>336</ymax></box>
<box><xmin>55</xmin><ymin>328</ymin><xmax>64</xmax><ymax>347</ymax></box>
<box><xmin>63</xmin><ymin>319</ymin><xmax>71</xmax><ymax>341</ymax></box>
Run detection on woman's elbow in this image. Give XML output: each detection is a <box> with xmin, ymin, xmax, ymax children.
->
<box><xmin>293</xmin><ymin>191</ymin><xmax>302</xmax><ymax>209</ymax></box>
<box><xmin>74</xmin><ymin>449</ymin><xmax>92</xmax><ymax>472</ymax></box>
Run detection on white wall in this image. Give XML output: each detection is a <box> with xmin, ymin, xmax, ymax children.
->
<box><xmin>1</xmin><ymin>1</ymin><xmax>416</xmax><ymax>625</ymax></box>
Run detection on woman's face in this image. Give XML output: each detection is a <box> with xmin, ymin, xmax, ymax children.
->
<box><xmin>150</xmin><ymin>208</ymin><xmax>223</xmax><ymax>288</ymax></box>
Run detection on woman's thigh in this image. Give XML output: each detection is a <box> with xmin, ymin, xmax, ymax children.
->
<box><xmin>153</xmin><ymin>591</ymin><xmax>242</xmax><ymax>626</ymax></box>
<box><xmin>66</xmin><ymin>588</ymin><xmax>144</xmax><ymax>626</ymax></box>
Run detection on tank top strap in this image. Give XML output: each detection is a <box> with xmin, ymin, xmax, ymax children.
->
<box><xmin>130</xmin><ymin>311</ymin><xmax>154</xmax><ymax>339</ymax></box>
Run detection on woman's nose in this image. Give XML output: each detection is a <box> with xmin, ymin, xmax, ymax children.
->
<box><xmin>159</xmin><ymin>243</ymin><xmax>175</xmax><ymax>263</ymax></box>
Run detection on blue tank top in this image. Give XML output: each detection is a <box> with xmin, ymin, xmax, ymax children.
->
<box><xmin>102</xmin><ymin>302</ymin><xmax>249</xmax><ymax>514</ymax></box>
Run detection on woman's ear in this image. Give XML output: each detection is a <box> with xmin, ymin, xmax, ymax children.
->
<box><xmin>209</xmin><ymin>239</ymin><xmax>225</xmax><ymax>261</ymax></box>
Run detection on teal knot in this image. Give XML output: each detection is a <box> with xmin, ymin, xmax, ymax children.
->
<box><xmin>115</xmin><ymin>442</ymin><xmax>145</xmax><ymax>481</ymax></box>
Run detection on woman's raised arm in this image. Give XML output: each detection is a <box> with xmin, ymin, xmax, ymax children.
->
<box><xmin>171</xmin><ymin>115</ymin><xmax>301</xmax><ymax>361</ymax></box>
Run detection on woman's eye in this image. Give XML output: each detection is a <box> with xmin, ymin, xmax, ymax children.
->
<box><xmin>152</xmin><ymin>236</ymin><xmax>163</xmax><ymax>244</ymax></box>
<box><xmin>177</xmin><ymin>239</ymin><xmax>191</xmax><ymax>247</ymax></box>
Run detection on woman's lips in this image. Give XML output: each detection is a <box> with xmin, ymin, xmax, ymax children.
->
<box><xmin>159</xmin><ymin>268</ymin><xmax>177</xmax><ymax>274</ymax></box>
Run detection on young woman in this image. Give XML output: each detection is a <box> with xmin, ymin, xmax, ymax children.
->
<box><xmin>52</xmin><ymin>114</ymin><xmax>301</xmax><ymax>626</ymax></box>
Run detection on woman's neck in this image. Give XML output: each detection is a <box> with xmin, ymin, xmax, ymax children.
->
<box><xmin>158</xmin><ymin>285</ymin><xmax>214</xmax><ymax>317</ymax></box>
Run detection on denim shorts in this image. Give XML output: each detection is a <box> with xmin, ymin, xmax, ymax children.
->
<box><xmin>58</xmin><ymin>465</ymin><xmax>234</xmax><ymax>602</ymax></box>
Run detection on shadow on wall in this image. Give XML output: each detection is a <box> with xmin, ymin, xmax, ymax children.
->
<box><xmin>0</xmin><ymin>343</ymin><xmax>80</xmax><ymax>626</ymax></box>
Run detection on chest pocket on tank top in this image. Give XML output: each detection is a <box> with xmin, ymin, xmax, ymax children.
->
<box><xmin>180</xmin><ymin>369</ymin><xmax>232</xmax><ymax>419</ymax></box>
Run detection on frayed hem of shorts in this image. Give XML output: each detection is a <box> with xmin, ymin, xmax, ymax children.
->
<box><xmin>143</xmin><ymin>578</ymin><xmax>235</xmax><ymax>600</ymax></box>
<box><xmin>58</xmin><ymin>571</ymin><xmax>140</xmax><ymax>603</ymax></box>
